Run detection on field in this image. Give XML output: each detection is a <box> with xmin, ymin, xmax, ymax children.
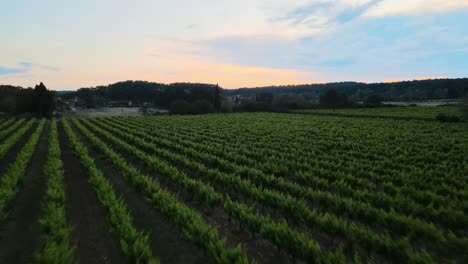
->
<box><xmin>295</xmin><ymin>106</ymin><xmax>462</xmax><ymax>120</ymax></box>
<box><xmin>0</xmin><ymin>111</ymin><xmax>466</xmax><ymax>263</ymax></box>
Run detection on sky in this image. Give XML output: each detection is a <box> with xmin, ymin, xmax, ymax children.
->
<box><xmin>1</xmin><ymin>0</ymin><xmax>468</xmax><ymax>90</ymax></box>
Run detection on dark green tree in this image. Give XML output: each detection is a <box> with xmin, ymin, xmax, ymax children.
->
<box><xmin>256</xmin><ymin>92</ymin><xmax>274</xmax><ymax>104</ymax></box>
<box><xmin>214</xmin><ymin>84</ymin><xmax>221</xmax><ymax>112</ymax></box>
<box><xmin>460</xmin><ymin>96</ymin><xmax>468</xmax><ymax>120</ymax></box>
<box><xmin>34</xmin><ymin>82</ymin><xmax>55</xmax><ymax>117</ymax></box>
<box><xmin>170</xmin><ymin>100</ymin><xmax>194</xmax><ymax>114</ymax></box>
<box><xmin>14</xmin><ymin>82</ymin><xmax>55</xmax><ymax>117</ymax></box>
<box><xmin>364</xmin><ymin>94</ymin><xmax>384</xmax><ymax>106</ymax></box>
<box><xmin>15</xmin><ymin>88</ymin><xmax>35</xmax><ymax>113</ymax></box>
<box><xmin>319</xmin><ymin>88</ymin><xmax>352</xmax><ymax>108</ymax></box>
<box><xmin>194</xmin><ymin>99</ymin><xmax>215</xmax><ymax>114</ymax></box>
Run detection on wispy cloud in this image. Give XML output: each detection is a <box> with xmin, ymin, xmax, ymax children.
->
<box><xmin>363</xmin><ymin>0</ymin><xmax>468</xmax><ymax>17</ymax></box>
<box><xmin>336</xmin><ymin>0</ymin><xmax>383</xmax><ymax>23</ymax></box>
<box><xmin>19</xmin><ymin>62</ymin><xmax>33</xmax><ymax>68</ymax></box>
<box><xmin>273</xmin><ymin>0</ymin><xmax>382</xmax><ymax>34</ymax></box>
<box><xmin>34</xmin><ymin>63</ymin><xmax>60</xmax><ymax>71</ymax></box>
<box><xmin>0</xmin><ymin>61</ymin><xmax>59</xmax><ymax>76</ymax></box>
<box><xmin>0</xmin><ymin>62</ymin><xmax>32</xmax><ymax>75</ymax></box>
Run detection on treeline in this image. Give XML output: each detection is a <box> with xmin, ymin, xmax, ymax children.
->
<box><xmin>0</xmin><ymin>83</ymin><xmax>55</xmax><ymax>117</ymax></box>
<box><xmin>64</xmin><ymin>81</ymin><xmax>222</xmax><ymax>110</ymax></box>
<box><xmin>224</xmin><ymin>78</ymin><xmax>468</xmax><ymax>101</ymax></box>
<box><xmin>62</xmin><ymin>78</ymin><xmax>468</xmax><ymax>113</ymax></box>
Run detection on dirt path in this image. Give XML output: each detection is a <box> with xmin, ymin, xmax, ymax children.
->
<box><xmin>0</xmin><ymin>121</ymin><xmax>49</xmax><ymax>263</ymax></box>
<box><xmin>72</xmin><ymin>119</ymin><xmax>209</xmax><ymax>263</ymax></box>
<box><xmin>58</xmin><ymin>122</ymin><xmax>123</xmax><ymax>264</ymax></box>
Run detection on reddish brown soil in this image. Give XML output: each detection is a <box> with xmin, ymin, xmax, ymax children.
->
<box><xmin>0</xmin><ymin>121</ymin><xmax>48</xmax><ymax>263</ymax></box>
<box><xmin>58</xmin><ymin>122</ymin><xmax>124</xmax><ymax>264</ymax></box>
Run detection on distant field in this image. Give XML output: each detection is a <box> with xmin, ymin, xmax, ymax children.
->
<box><xmin>295</xmin><ymin>106</ymin><xmax>463</xmax><ymax>120</ymax></box>
<box><xmin>0</xmin><ymin>113</ymin><xmax>466</xmax><ymax>263</ymax></box>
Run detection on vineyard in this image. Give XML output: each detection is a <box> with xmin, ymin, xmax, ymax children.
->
<box><xmin>295</xmin><ymin>106</ymin><xmax>462</xmax><ymax>120</ymax></box>
<box><xmin>0</xmin><ymin>112</ymin><xmax>466</xmax><ymax>263</ymax></box>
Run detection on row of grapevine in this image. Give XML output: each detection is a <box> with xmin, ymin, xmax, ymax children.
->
<box><xmin>100</xmin><ymin>114</ymin><xmax>467</xmax><ymax>263</ymax></box>
<box><xmin>62</xmin><ymin>118</ymin><xmax>159</xmax><ymax>264</ymax></box>
<box><xmin>140</xmin><ymin>114</ymin><xmax>466</xmax><ymax>188</ymax></box>
<box><xmin>128</xmin><ymin>114</ymin><xmax>465</xmax><ymax>194</ymax></box>
<box><xmin>104</xmin><ymin>116</ymin><xmax>466</xmax><ymax>236</ymax></box>
<box><xmin>86</xmin><ymin>117</ymin><xmax>447</xmax><ymax>262</ymax></box>
<box><xmin>0</xmin><ymin>118</ymin><xmax>17</xmax><ymax>132</ymax></box>
<box><xmin>0</xmin><ymin>119</ymin><xmax>36</xmax><ymax>160</ymax></box>
<box><xmin>73</xmin><ymin>118</ymin><xmax>351</xmax><ymax>263</ymax></box>
<box><xmin>69</xmin><ymin>118</ymin><xmax>251</xmax><ymax>263</ymax></box>
<box><xmin>120</xmin><ymin>115</ymin><xmax>467</xmax><ymax>223</ymax></box>
<box><xmin>98</xmin><ymin>117</ymin><xmax>463</xmax><ymax>252</ymax></box>
<box><xmin>0</xmin><ymin>119</ymin><xmax>45</xmax><ymax>221</ymax></box>
<box><xmin>37</xmin><ymin>118</ymin><xmax>74</xmax><ymax>263</ymax></box>
<box><xmin>135</xmin><ymin>115</ymin><xmax>466</xmax><ymax>203</ymax></box>
<box><xmin>295</xmin><ymin>106</ymin><xmax>462</xmax><ymax>119</ymax></box>
<box><xmin>0</xmin><ymin>119</ymin><xmax>27</xmax><ymax>142</ymax></box>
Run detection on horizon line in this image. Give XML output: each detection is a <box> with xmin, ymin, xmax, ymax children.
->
<box><xmin>2</xmin><ymin>76</ymin><xmax>467</xmax><ymax>91</ymax></box>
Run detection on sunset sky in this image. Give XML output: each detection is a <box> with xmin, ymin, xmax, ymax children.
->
<box><xmin>1</xmin><ymin>0</ymin><xmax>467</xmax><ymax>90</ymax></box>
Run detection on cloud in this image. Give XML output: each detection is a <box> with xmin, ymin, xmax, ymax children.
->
<box><xmin>335</xmin><ymin>0</ymin><xmax>383</xmax><ymax>23</ymax></box>
<box><xmin>0</xmin><ymin>62</ymin><xmax>32</xmax><ymax>75</ymax></box>
<box><xmin>34</xmin><ymin>63</ymin><xmax>60</xmax><ymax>71</ymax></box>
<box><xmin>0</xmin><ymin>61</ymin><xmax>59</xmax><ymax>76</ymax></box>
<box><xmin>19</xmin><ymin>62</ymin><xmax>33</xmax><ymax>68</ymax></box>
<box><xmin>273</xmin><ymin>0</ymin><xmax>382</xmax><ymax>34</ymax></box>
<box><xmin>363</xmin><ymin>0</ymin><xmax>468</xmax><ymax>17</ymax></box>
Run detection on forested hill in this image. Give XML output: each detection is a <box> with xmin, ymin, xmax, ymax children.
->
<box><xmin>65</xmin><ymin>81</ymin><xmax>221</xmax><ymax>108</ymax></box>
<box><xmin>2</xmin><ymin>78</ymin><xmax>467</xmax><ymax>113</ymax></box>
<box><xmin>224</xmin><ymin>78</ymin><xmax>468</xmax><ymax>101</ymax></box>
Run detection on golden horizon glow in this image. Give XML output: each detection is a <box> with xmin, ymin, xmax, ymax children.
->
<box><xmin>383</xmin><ymin>77</ymin><xmax>444</xmax><ymax>84</ymax></box>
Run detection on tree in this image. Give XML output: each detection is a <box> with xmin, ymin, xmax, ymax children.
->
<box><xmin>213</xmin><ymin>84</ymin><xmax>221</xmax><ymax>112</ymax></box>
<box><xmin>256</xmin><ymin>92</ymin><xmax>274</xmax><ymax>104</ymax></box>
<box><xmin>272</xmin><ymin>94</ymin><xmax>308</xmax><ymax>109</ymax></box>
<box><xmin>193</xmin><ymin>99</ymin><xmax>215</xmax><ymax>114</ymax></box>
<box><xmin>34</xmin><ymin>82</ymin><xmax>55</xmax><ymax>117</ymax></box>
<box><xmin>364</xmin><ymin>94</ymin><xmax>383</xmax><ymax>106</ymax></box>
<box><xmin>319</xmin><ymin>88</ymin><xmax>351</xmax><ymax>108</ymax></box>
<box><xmin>0</xmin><ymin>85</ymin><xmax>20</xmax><ymax>112</ymax></box>
<box><xmin>460</xmin><ymin>96</ymin><xmax>468</xmax><ymax>120</ymax></box>
<box><xmin>15</xmin><ymin>88</ymin><xmax>35</xmax><ymax>113</ymax></box>
<box><xmin>170</xmin><ymin>100</ymin><xmax>194</xmax><ymax>114</ymax></box>
<box><xmin>14</xmin><ymin>82</ymin><xmax>55</xmax><ymax>117</ymax></box>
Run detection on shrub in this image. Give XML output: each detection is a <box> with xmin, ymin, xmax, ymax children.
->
<box><xmin>220</xmin><ymin>100</ymin><xmax>234</xmax><ymax>113</ymax></box>
<box><xmin>364</xmin><ymin>94</ymin><xmax>383</xmax><ymax>106</ymax></box>
<box><xmin>273</xmin><ymin>94</ymin><xmax>309</xmax><ymax>110</ymax></box>
<box><xmin>459</xmin><ymin>96</ymin><xmax>468</xmax><ymax>120</ymax></box>
<box><xmin>193</xmin><ymin>100</ymin><xmax>215</xmax><ymax>114</ymax></box>
<box><xmin>435</xmin><ymin>113</ymin><xmax>461</xmax><ymax>123</ymax></box>
<box><xmin>170</xmin><ymin>100</ymin><xmax>194</xmax><ymax>115</ymax></box>
<box><xmin>234</xmin><ymin>102</ymin><xmax>270</xmax><ymax>112</ymax></box>
<box><xmin>319</xmin><ymin>88</ymin><xmax>352</xmax><ymax>108</ymax></box>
